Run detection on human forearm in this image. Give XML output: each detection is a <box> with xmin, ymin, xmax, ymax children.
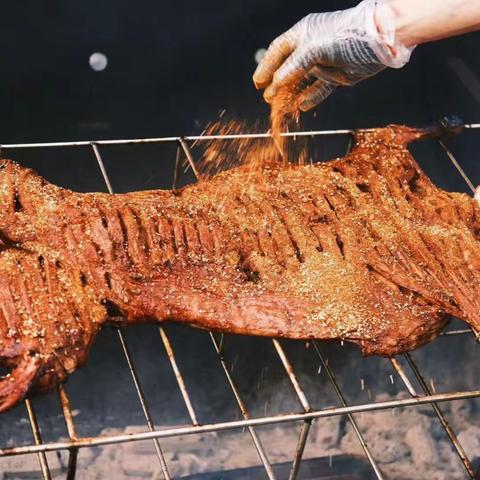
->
<box><xmin>379</xmin><ymin>0</ymin><xmax>480</xmax><ymax>47</ymax></box>
<box><xmin>253</xmin><ymin>0</ymin><xmax>480</xmax><ymax>112</ymax></box>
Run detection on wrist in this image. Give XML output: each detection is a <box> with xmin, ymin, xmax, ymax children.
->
<box><xmin>376</xmin><ymin>0</ymin><xmax>479</xmax><ymax>47</ymax></box>
<box><xmin>370</xmin><ymin>0</ymin><xmax>415</xmax><ymax>68</ymax></box>
<box><xmin>376</xmin><ymin>0</ymin><xmax>418</xmax><ymax>48</ymax></box>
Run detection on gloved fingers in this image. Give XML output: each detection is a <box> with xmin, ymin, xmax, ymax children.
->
<box><xmin>263</xmin><ymin>47</ymin><xmax>312</xmax><ymax>103</ymax></box>
<box><xmin>309</xmin><ymin>65</ymin><xmax>357</xmax><ymax>87</ymax></box>
<box><xmin>253</xmin><ymin>32</ymin><xmax>297</xmax><ymax>89</ymax></box>
<box><xmin>475</xmin><ymin>185</ymin><xmax>480</xmax><ymax>205</ymax></box>
<box><xmin>298</xmin><ymin>79</ymin><xmax>336</xmax><ymax>112</ymax></box>
<box><xmin>294</xmin><ymin>63</ymin><xmax>365</xmax><ymax>111</ymax></box>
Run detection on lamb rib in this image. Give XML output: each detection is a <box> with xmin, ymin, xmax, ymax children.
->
<box><xmin>0</xmin><ymin>124</ymin><xmax>479</xmax><ymax>412</ymax></box>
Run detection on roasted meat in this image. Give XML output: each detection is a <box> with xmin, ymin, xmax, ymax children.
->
<box><xmin>0</xmin><ymin>125</ymin><xmax>479</xmax><ymax>412</ymax></box>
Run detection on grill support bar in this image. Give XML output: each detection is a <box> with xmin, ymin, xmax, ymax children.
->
<box><xmin>58</xmin><ymin>385</ymin><xmax>79</xmax><ymax>480</ymax></box>
<box><xmin>25</xmin><ymin>399</ymin><xmax>52</xmax><ymax>480</ymax></box>
<box><xmin>181</xmin><ymin>132</ymin><xmax>317</xmax><ymax>480</ymax></box>
<box><xmin>210</xmin><ymin>333</ymin><xmax>277</xmax><ymax>480</ymax></box>
<box><xmin>301</xmin><ymin>133</ymin><xmax>384</xmax><ymax>480</ymax></box>
<box><xmin>271</xmin><ymin>339</ymin><xmax>312</xmax><ymax>480</ymax></box>
<box><xmin>0</xmin><ymin>122</ymin><xmax>477</xmax><ymax>150</ymax></box>
<box><xmin>405</xmin><ymin>354</ymin><xmax>475</xmax><ymax>477</ymax></box>
<box><xmin>312</xmin><ymin>342</ymin><xmax>384</xmax><ymax>480</ymax></box>
<box><xmin>438</xmin><ymin>140</ymin><xmax>476</xmax><ymax>193</ymax></box>
<box><xmin>435</xmin><ymin>137</ymin><xmax>480</xmax><ymax>477</ymax></box>
<box><xmin>390</xmin><ymin>356</ymin><xmax>475</xmax><ymax>477</ymax></box>
<box><xmin>91</xmin><ymin>144</ymin><xmax>171</xmax><ymax>480</ymax></box>
<box><xmin>176</xmin><ymin>140</ymin><xmax>278</xmax><ymax>479</ymax></box>
<box><xmin>158</xmin><ymin>327</ymin><xmax>199</xmax><ymax>426</ymax></box>
<box><xmin>3</xmin><ymin>388</ymin><xmax>480</xmax><ymax>458</ymax></box>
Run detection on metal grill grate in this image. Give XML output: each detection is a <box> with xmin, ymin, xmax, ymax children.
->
<box><xmin>0</xmin><ymin>122</ymin><xmax>480</xmax><ymax>480</ymax></box>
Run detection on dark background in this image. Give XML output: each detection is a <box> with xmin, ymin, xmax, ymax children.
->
<box><xmin>1</xmin><ymin>2</ymin><xmax>480</xmax><ymax>478</ymax></box>
<box><xmin>0</xmin><ymin>0</ymin><xmax>479</xmax><ymax>191</ymax></box>
<box><xmin>0</xmin><ymin>0</ymin><xmax>479</xmax><ymax>141</ymax></box>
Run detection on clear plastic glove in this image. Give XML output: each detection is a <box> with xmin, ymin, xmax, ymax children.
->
<box><xmin>253</xmin><ymin>0</ymin><xmax>415</xmax><ymax>111</ymax></box>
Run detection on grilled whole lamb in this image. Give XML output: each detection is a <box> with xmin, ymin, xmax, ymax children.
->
<box><xmin>0</xmin><ymin>125</ymin><xmax>479</xmax><ymax>412</ymax></box>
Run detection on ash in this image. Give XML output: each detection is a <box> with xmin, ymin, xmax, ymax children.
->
<box><xmin>1</xmin><ymin>399</ymin><xmax>479</xmax><ymax>480</ymax></box>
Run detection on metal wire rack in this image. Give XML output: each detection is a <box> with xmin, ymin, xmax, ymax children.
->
<box><xmin>0</xmin><ymin>122</ymin><xmax>480</xmax><ymax>480</ymax></box>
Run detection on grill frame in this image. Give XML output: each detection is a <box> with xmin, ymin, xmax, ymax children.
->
<box><xmin>0</xmin><ymin>123</ymin><xmax>479</xmax><ymax>480</ymax></box>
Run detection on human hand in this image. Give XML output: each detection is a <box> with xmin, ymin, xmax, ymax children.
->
<box><xmin>253</xmin><ymin>0</ymin><xmax>414</xmax><ymax>111</ymax></box>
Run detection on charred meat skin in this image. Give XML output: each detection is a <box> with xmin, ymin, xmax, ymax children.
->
<box><xmin>0</xmin><ymin>125</ymin><xmax>479</xmax><ymax>412</ymax></box>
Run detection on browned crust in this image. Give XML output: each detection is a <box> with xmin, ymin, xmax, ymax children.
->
<box><xmin>0</xmin><ymin>125</ymin><xmax>479</xmax><ymax>412</ymax></box>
